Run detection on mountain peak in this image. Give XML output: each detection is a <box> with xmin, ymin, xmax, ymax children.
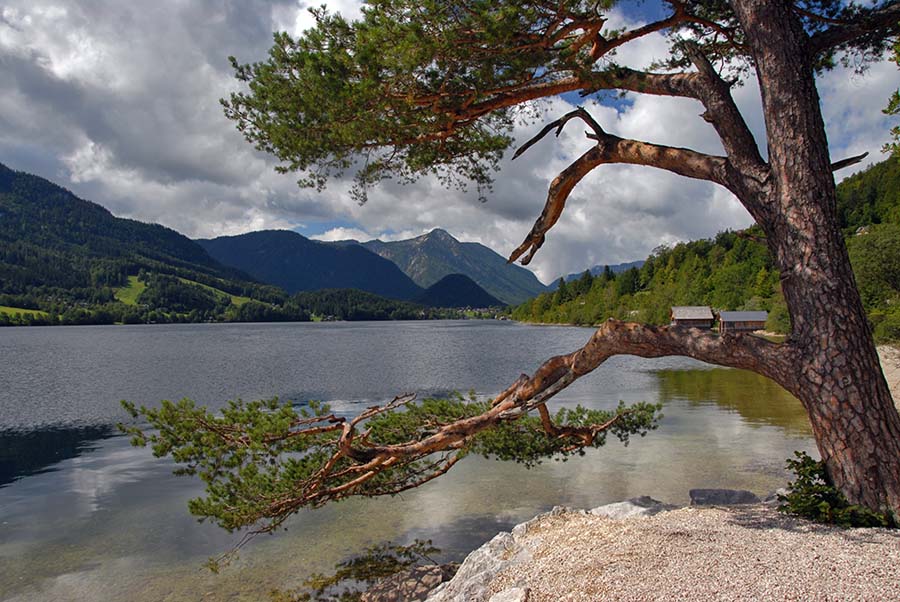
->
<box><xmin>421</xmin><ymin>228</ymin><xmax>456</xmax><ymax>243</ymax></box>
<box><xmin>362</xmin><ymin>230</ymin><xmax>547</xmax><ymax>304</ymax></box>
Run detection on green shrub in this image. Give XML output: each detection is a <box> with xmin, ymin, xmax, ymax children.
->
<box><xmin>873</xmin><ymin>304</ymin><xmax>900</xmax><ymax>342</ymax></box>
<box><xmin>778</xmin><ymin>451</ymin><xmax>891</xmax><ymax>528</ymax></box>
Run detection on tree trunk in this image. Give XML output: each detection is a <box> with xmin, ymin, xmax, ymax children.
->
<box><xmin>735</xmin><ymin>0</ymin><xmax>900</xmax><ymax>520</ymax></box>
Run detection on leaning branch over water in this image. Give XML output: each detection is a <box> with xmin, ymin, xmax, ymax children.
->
<box><xmin>121</xmin><ymin>318</ymin><xmax>803</xmax><ymax>561</ymax></box>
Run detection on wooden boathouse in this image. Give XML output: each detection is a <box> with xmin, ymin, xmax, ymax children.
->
<box><xmin>718</xmin><ymin>310</ymin><xmax>768</xmax><ymax>334</ymax></box>
<box><xmin>670</xmin><ymin>306</ymin><xmax>715</xmax><ymax>329</ymax></box>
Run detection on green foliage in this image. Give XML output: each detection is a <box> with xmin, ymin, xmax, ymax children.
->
<box><xmin>292</xmin><ymin>288</ymin><xmax>448</xmax><ymax>320</ymax></box>
<box><xmin>138</xmin><ymin>273</ymin><xmax>227</xmax><ymax>314</ymax></box>
<box><xmin>271</xmin><ymin>539</ymin><xmax>444</xmax><ymax>602</ymax></box>
<box><xmin>846</xmin><ymin>224</ymin><xmax>900</xmax><ymax>309</ymax></box>
<box><xmin>871</xmin><ymin>306</ymin><xmax>900</xmax><ymax>342</ymax></box>
<box><xmin>884</xmin><ymin>40</ymin><xmax>900</xmax><ymax>156</ymax></box>
<box><xmin>114</xmin><ymin>275</ymin><xmax>146</xmax><ymax>305</ymax></box>
<box><xmin>778</xmin><ymin>451</ymin><xmax>891</xmax><ymax>528</ymax></box>
<box><xmin>224</xmin><ymin>1</ymin><xmax>573</xmax><ymax>201</ymax></box>
<box><xmin>836</xmin><ymin>156</ymin><xmax>900</xmax><ymax>230</ymax></box>
<box><xmin>471</xmin><ymin>400</ymin><xmax>662</xmax><ymax>467</ymax></box>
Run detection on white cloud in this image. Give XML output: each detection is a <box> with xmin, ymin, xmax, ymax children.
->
<box><xmin>311</xmin><ymin>226</ymin><xmax>373</xmax><ymax>242</ymax></box>
<box><xmin>273</xmin><ymin>0</ymin><xmax>365</xmax><ymax>35</ymax></box>
<box><xmin>0</xmin><ymin>1</ymin><xmax>894</xmax><ymax>284</ymax></box>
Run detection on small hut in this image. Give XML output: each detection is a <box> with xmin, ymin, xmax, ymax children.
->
<box><xmin>718</xmin><ymin>311</ymin><xmax>768</xmax><ymax>334</ymax></box>
<box><xmin>670</xmin><ymin>306</ymin><xmax>714</xmax><ymax>329</ymax></box>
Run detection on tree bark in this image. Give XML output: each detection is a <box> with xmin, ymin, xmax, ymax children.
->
<box><xmin>734</xmin><ymin>0</ymin><xmax>900</xmax><ymax>520</ymax></box>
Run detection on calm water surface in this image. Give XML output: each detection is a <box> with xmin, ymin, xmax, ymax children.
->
<box><xmin>0</xmin><ymin>321</ymin><xmax>815</xmax><ymax>601</ymax></box>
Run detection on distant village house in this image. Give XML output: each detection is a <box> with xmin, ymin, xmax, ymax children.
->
<box><xmin>718</xmin><ymin>311</ymin><xmax>768</xmax><ymax>334</ymax></box>
<box><xmin>670</xmin><ymin>306</ymin><xmax>714</xmax><ymax>329</ymax></box>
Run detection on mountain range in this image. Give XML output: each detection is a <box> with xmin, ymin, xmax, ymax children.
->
<box><xmin>197</xmin><ymin>230</ymin><xmax>423</xmax><ymax>300</ymax></box>
<box><xmin>0</xmin><ymin>162</ymin><xmax>525</xmax><ymax>321</ymax></box>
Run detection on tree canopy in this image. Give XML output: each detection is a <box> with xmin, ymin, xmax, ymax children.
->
<box><xmin>223</xmin><ymin>0</ymin><xmax>897</xmax><ymax>205</ymax></box>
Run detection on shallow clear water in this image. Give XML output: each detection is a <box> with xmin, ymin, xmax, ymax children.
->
<box><xmin>0</xmin><ymin>321</ymin><xmax>815</xmax><ymax>601</ymax></box>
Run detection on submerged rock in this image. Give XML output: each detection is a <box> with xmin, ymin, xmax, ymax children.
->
<box><xmin>361</xmin><ymin>563</ymin><xmax>457</xmax><ymax>602</ymax></box>
<box><xmin>689</xmin><ymin>488</ymin><xmax>761</xmax><ymax>506</ymax></box>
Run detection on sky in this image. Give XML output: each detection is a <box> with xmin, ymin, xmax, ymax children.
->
<box><xmin>0</xmin><ymin>1</ymin><xmax>896</xmax><ymax>284</ymax></box>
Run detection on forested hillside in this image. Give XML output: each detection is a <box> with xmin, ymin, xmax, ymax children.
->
<box><xmin>512</xmin><ymin>158</ymin><xmax>900</xmax><ymax>342</ymax></box>
<box><xmin>836</xmin><ymin>156</ymin><xmax>900</xmax><ymax>230</ymax></box>
<box><xmin>289</xmin><ymin>289</ymin><xmax>484</xmax><ymax>321</ymax></box>
<box><xmin>414</xmin><ymin>273</ymin><xmax>504</xmax><ymax>308</ymax></box>
<box><xmin>0</xmin><ymin>163</ymin><xmax>286</xmax><ymax>325</ymax></box>
<box><xmin>512</xmin><ymin>229</ymin><xmax>788</xmax><ymax>329</ymax></box>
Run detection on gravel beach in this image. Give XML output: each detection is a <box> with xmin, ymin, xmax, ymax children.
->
<box><xmin>485</xmin><ymin>505</ymin><xmax>900</xmax><ymax>601</ymax></box>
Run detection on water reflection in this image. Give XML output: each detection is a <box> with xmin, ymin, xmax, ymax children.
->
<box><xmin>656</xmin><ymin>368</ymin><xmax>812</xmax><ymax>435</ymax></box>
<box><xmin>0</xmin><ymin>425</ymin><xmax>114</xmax><ymax>487</ymax></box>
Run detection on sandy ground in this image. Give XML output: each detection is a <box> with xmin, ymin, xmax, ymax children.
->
<box><xmin>486</xmin><ymin>505</ymin><xmax>900</xmax><ymax>602</ymax></box>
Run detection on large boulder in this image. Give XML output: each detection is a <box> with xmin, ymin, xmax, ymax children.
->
<box><xmin>426</xmin><ymin>531</ymin><xmax>533</xmax><ymax>602</ymax></box>
<box><xmin>427</xmin><ymin>500</ymin><xmax>680</xmax><ymax>601</ymax></box>
<box><xmin>589</xmin><ymin>496</ymin><xmax>677</xmax><ymax>519</ymax></box>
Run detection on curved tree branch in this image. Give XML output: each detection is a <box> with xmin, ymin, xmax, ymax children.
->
<box><xmin>508</xmin><ymin>108</ymin><xmax>729</xmax><ymax>265</ymax></box>
<box><xmin>347</xmin><ymin>320</ymin><xmax>796</xmax><ymax>464</ymax></box>
<box><xmin>588</xmin><ymin>3</ymin><xmax>689</xmax><ymax>60</ymax></box>
<box><xmin>446</xmin><ymin>67</ymin><xmax>704</xmax><ymax>133</ymax></box>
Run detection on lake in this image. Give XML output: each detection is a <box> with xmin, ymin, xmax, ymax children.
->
<box><xmin>0</xmin><ymin>321</ymin><xmax>816</xmax><ymax>601</ymax></box>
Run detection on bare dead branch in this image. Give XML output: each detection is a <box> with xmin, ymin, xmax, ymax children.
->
<box><xmin>831</xmin><ymin>152</ymin><xmax>869</xmax><ymax>172</ymax></box>
<box><xmin>511</xmin><ymin>107</ymin><xmax>602</xmax><ymax>160</ymax></box>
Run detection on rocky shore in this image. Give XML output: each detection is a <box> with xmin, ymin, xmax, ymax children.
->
<box><xmin>425</xmin><ymin>495</ymin><xmax>900</xmax><ymax>602</ymax></box>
